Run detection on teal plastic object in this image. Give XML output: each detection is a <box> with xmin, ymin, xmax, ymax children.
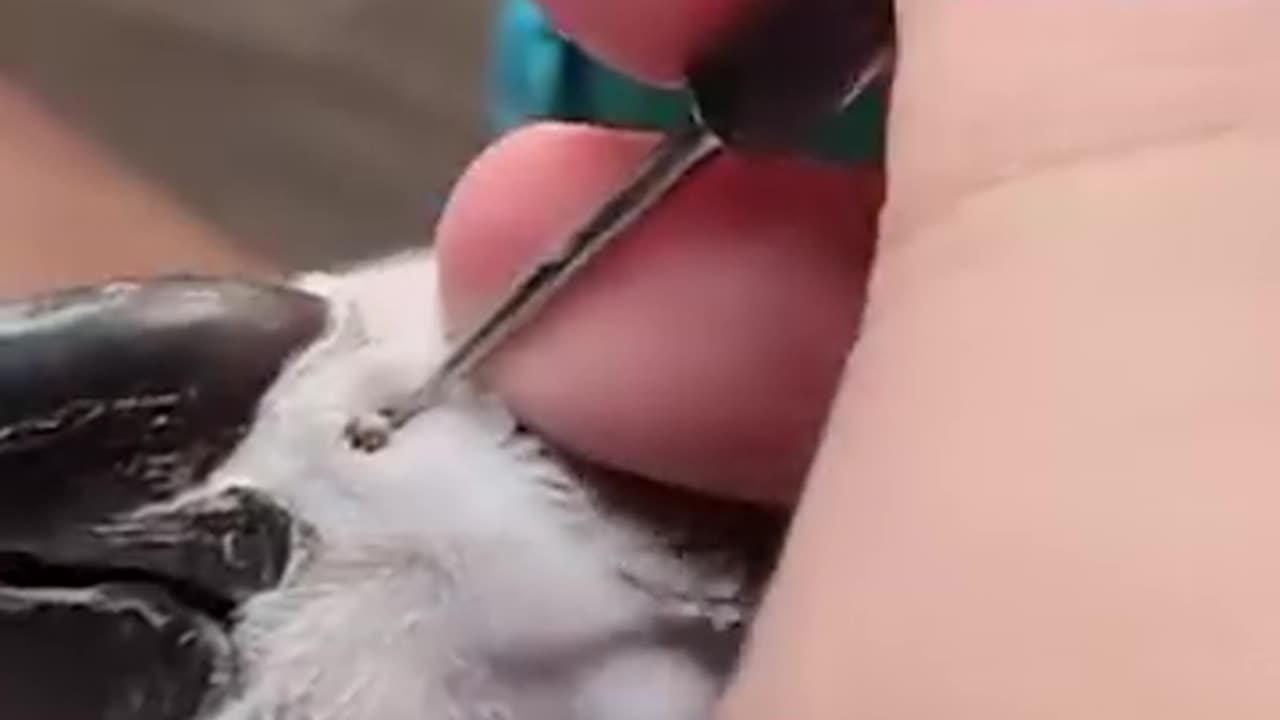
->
<box><xmin>488</xmin><ymin>0</ymin><xmax>887</xmax><ymax>164</ymax></box>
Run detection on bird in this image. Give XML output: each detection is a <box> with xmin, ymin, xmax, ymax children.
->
<box><xmin>0</xmin><ymin>249</ymin><xmax>786</xmax><ymax>720</ymax></box>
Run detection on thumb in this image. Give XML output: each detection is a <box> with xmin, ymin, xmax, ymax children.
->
<box><xmin>725</xmin><ymin>1</ymin><xmax>1280</xmax><ymax>716</ymax></box>
<box><xmin>883</xmin><ymin>0</ymin><xmax>1278</xmax><ymax>239</ymax></box>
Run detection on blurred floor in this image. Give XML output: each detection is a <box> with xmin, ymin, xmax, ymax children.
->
<box><xmin>0</xmin><ymin>0</ymin><xmax>497</xmax><ymax>270</ymax></box>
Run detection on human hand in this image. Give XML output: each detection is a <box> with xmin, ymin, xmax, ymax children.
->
<box><xmin>0</xmin><ymin>81</ymin><xmax>263</xmax><ymax>298</ymax></box>
<box><xmin>441</xmin><ymin>0</ymin><xmax>1280</xmax><ymax>717</ymax></box>
<box><xmin>435</xmin><ymin>0</ymin><xmax>884</xmax><ymax>505</ymax></box>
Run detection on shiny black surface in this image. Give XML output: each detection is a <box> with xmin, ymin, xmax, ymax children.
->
<box><xmin>0</xmin><ymin>485</ymin><xmax>297</xmax><ymax>610</ymax></box>
<box><xmin>0</xmin><ymin>584</ymin><xmax>234</xmax><ymax>720</ymax></box>
<box><xmin>688</xmin><ymin>0</ymin><xmax>894</xmax><ymax>151</ymax></box>
<box><xmin>0</xmin><ymin>276</ymin><xmax>325</xmax><ymax>720</ymax></box>
<box><xmin>0</xmin><ymin>277</ymin><xmax>323</xmax><ymax>542</ymax></box>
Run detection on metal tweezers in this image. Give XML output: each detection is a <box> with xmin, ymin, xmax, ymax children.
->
<box><xmin>347</xmin><ymin>0</ymin><xmax>895</xmax><ymax>450</ymax></box>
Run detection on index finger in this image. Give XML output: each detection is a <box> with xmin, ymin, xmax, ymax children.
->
<box><xmin>537</xmin><ymin>0</ymin><xmax>750</xmax><ymax>85</ymax></box>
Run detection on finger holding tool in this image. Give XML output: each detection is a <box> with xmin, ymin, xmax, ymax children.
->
<box><xmin>347</xmin><ymin>0</ymin><xmax>897</xmax><ymax>451</ymax></box>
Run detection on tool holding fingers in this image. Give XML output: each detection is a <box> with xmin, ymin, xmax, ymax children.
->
<box><xmin>347</xmin><ymin>0</ymin><xmax>896</xmax><ymax>450</ymax></box>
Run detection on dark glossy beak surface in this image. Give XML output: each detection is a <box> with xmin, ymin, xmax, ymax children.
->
<box><xmin>0</xmin><ymin>276</ymin><xmax>327</xmax><ymax>720</ymax></box>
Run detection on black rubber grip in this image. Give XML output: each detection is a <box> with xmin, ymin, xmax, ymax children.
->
<box><xmin>687</xmin><ymin>0</ymin><xmax>894</xmax><ymax>152</ymax></box>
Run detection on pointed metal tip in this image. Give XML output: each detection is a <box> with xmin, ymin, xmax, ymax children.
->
<box><xmin>345</xmin><ymin>126</ymin><xmax>723</xmax><ymax>452</ymax></box>
<box><xmin>343</xmin><ymin>372</ymin><xmax>453</xmax><ymax>452</ymax></box>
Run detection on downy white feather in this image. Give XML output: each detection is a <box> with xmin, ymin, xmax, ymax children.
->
<box><xmin>199</xmin><ymin>251</ymin><xmax>759</xmax><ymax>720</ymax></box>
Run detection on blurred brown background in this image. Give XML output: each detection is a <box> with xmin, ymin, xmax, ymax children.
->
<box><xmin>0</xmin><ymin>0</ymin><xmax>498</xmax><ymax>269</ymax></box>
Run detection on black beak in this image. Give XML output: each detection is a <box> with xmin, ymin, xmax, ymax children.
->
<box><xmin>0</xmin><ymin>276</ymin><xmax>327</xmax><ymax>720</ymax></box>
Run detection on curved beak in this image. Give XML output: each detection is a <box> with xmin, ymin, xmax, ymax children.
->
<box><xmin>0</xmin><ymin>276</ymin><xmax>326</xmax><ymax>720</ymax></box>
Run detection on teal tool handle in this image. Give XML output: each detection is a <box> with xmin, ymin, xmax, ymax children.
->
<box><xmin>488</xmin><ymin>0</ymin><xmax>888</xmax><ymax>164</ymax></box>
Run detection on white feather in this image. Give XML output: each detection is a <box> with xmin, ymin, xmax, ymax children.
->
<box><xmin>200</xmin><ymin>251</ymin><xmax>747</xmax><ymax>720</ymax></box>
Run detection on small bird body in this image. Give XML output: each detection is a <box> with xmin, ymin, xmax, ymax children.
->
<box><xmin>214</xmin><ymin>253</ymin><xmax>766</xmax><ymax>720</ymax></box>
<box><xmin>0</xmin><ymin>251</ymin><xmax>780</xmax><ymax>720</ymax></box>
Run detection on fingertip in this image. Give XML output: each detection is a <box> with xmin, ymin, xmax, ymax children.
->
<box><xmin>435</xmin><ymin>121</ymin><xmax>881</xmax><ymax>503</ymax></box>
<box><xmin>435</xmin><ymin>122</ymin><xmax>660</xmax><ymax>329</ymax></box>
<box><xmin>536</xmin><ymin>0</ymin><xmax>747</xmax><ymax>84</ymax></box>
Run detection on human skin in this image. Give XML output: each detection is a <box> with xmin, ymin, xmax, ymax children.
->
<box><xmin>438</xmin><ymin>0</ymin><xmax>1280</xmax><ymax>717</ymax></box>
<box><xmin>3</xmin><ymin>1</ymin><xmax>1280</xmax><ymax>713</ymax></box>
<box><xmin>0</xmin><ymin>82</ymin><xmax>264</xmax><ymax>299</ymax></box>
